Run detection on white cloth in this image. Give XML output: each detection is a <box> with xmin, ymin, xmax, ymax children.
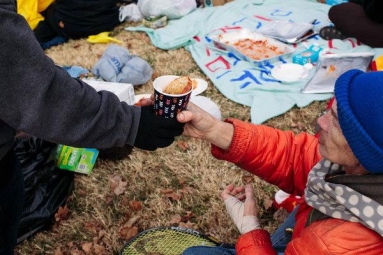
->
<box><xmin>224</xmin><ymin>196</ymin><xmax>260</xmax><ymax>234</ymax></box>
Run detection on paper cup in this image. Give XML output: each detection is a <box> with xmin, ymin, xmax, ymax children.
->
<box><xmin>153</xmin><ymin>75</ymin><xmax>192</xmax><ymax>118</ymax></box>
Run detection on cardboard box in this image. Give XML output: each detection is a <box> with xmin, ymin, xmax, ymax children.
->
<box><xmin>55</xmin><ymin>145</ymin><xmax>99</xmax><ymax>174</ymax></box>
<box><xmin>82</xmin><ymin>79</ymin><xmax>135</xmax><ymax>105</ymax></box>
<box><xmin>293</xmin><ymin>45</ymin><xmax>323</xmax><ymax>65</ymax></box>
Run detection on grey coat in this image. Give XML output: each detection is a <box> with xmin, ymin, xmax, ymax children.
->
<box><xmin>0</xmin><ymin>0</ymin><xmax>141</xmax><ymax>160</ymax></box>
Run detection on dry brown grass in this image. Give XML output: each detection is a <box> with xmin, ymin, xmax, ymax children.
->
<box><xmin>15</xmin><ymin>22</ymin><xmax>328</xmax><ymax>255</ymax></box>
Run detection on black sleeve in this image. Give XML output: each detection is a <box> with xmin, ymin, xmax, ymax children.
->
<box><xmin>0</xmin><ymin>6</ymin><xmax>140</xmax><ymax>149</ymax></box>
<box><xmin>363</xmin><ymin>0</ymin><xmax>383</xmax><ymax>23</ymax></box>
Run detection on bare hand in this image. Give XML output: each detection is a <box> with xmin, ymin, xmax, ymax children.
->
<box><xmin>177</xmin><ymin>102</ymin><xmax>234</xmax><ymax>150</ymax></box>
<box><xmin>177</xmin><ymin>102</ymin><xmax>218</xmax><ymax>139</ymax></box>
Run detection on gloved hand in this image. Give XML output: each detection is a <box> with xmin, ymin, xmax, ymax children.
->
<box><xmin>221</xmin><ymin>184</ymin><xmax>261</xmax><ymax>234</ymax></box>
<box><xmin>134</xmin><ymin>106</ymin><xmax>184</xmax><ymax>151</ymax></box>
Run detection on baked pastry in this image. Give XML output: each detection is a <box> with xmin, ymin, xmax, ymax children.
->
<box><xmin>163</xmin><ymin>76</ymin><xmax>193</xmax><ymax>94</ymax></box>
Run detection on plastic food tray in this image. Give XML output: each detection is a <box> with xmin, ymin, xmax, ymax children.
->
<box><xmin>208</xmin><ymin>29</ymin><xmax>295</xmax><ymax>66</ymax></box>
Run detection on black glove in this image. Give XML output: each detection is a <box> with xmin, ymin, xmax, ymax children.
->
<box><xmin>134</xmin><ymin>106</ymin><xmax>185</xmax><ymax>151</ymax></box>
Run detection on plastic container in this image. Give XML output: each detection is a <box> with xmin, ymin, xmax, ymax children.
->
<box><xmin>292</xmin><ymin>45</ymin><xmax>323</xmax><ymax>65</ymax></box>
<box><xmin>208</xmin><ymin>29</ymin><xmax>295</xmax><ymax>67</ymax></box>
<box><xmin>326</xmin><ymin>0</ymin><xmax>347</xmax><ymax>6</ymax></box>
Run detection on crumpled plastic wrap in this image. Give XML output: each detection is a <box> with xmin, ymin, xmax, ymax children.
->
<box><xmin>257</xmin><ymin>20</ymin><xmax>315</xmax><ymax>43</ymax></box>
<box><xmin>92</xmin><ymin>44</ymin><xmax>153</xmax><ymax>86</ymax></box>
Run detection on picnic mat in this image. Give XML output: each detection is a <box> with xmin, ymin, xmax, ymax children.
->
<box><xmin>126</xmin><ymin>0</ymin><xmax>382</xmax><ymax>124</ymax></box>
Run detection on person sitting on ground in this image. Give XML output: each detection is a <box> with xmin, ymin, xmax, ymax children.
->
<box><xmin>177</xmin><ymin>69</ymin><xmax>383</xmax><ymax>254</ymax></box>
<box><xmin>319</xmin><ymin>0</ymin><xmax>383</xmax><ymax>47</ymax></box>
<box><xmin>32</xmin><ymin>0</ymin><xmax>122</xmax><ymax>49</ymax></box>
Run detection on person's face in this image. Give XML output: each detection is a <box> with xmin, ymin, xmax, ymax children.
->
<box><xmin>316</xmin><ymin>100</ymin><xmax>367</xmax><ymax>175</ymax></box>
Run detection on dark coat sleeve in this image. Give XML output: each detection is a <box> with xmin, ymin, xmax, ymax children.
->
<box><xmin>0</xmin><ymin>2</ymin><xmax>140</xmax><ymax>150</ymax></box>
<box><xmin>363</xmin><ymin>0</ymin><xmax>383</xmax><ymax>23</ymax></box>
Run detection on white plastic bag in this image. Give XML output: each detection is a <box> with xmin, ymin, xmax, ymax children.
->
<box><xmin>137</xmin><ymin>0</ymin><xmax>197</xmax><ymax>20</ymax></box>
<box><xmin>119</xmin><ymin>3</ymin><xmax>143</xmax><ymax>22</ymax></box>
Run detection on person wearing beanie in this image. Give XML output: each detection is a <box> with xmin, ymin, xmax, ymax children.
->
<box><xmin>177</xmin><ymin>69</ymin><xmax>383</xmax><ymax>255</ymax></box>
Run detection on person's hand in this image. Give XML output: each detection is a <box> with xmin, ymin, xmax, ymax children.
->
<box><xmin>135</xmin><ymin>95</ymin><xmax>154</xmax><ymax>107</ymax></box>
<box><xmin>221</xmin><ymin>184</ymin><xmax>261</xmax><ymax>234</ymax></box>
<box><xmin>134</xmin><ymin>106</ymin><xmax>184</xmax><ymax>151</ymax></box>
<box><xmin>176</xmin><ymin>102</ymin><xmax>218</xmax><ymax>139</ymax></box>
<box><xmin>177</xmin><ymin>102</ymin><xmax>234</xmax><ymax>150</ymax></box>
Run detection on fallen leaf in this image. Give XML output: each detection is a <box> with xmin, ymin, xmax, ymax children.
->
<box><xmin>263</xmin><ymin>196</ymin><xmax>274</xmax><ymax>211</ymax></box>
<box><xmin>55</xmin><ymin>205</ymin><xmax>69</xmax><ymax>222</ymax></box>
<box><xmin>161</xmin><ymin>188</ymin><xmax>174</xmax><ymax>194</ymax></box>
<box><xmin>81</xmin><ymin>242</ymin><xmax>92</xmax><ymax>254</ymax></box>
<box><xmin>120</xmin><ymin>197</ymin><xmax>129</xmax><ymax>207</ymax></box>
<box><xmin>105</xmin><ymin>195</ymin><xmax>113</xmax><ymax>205</ymax></box>
<box><xmin>180</xmin><ymin>186</ymin><xmax>194</xmax><ymax>194</ymax></box>
<box><xmin>93</xmin><ymin>244</ymin><xmax>107</xmax><ymax>255</ymax></box>
<box><xmin>99</xmin><ymin>230</ymin><xmax>106</xmax><ymax>239</ymax></box>
<box><xmin>178</xmin><ymin>178</ymin><xmax>185</xmax><ymax>185</ymax></box>
<box><xmin>169</xmin><ymin>214</ymin><xmax>182</xmax><ymax>224</ymax></box>
<box><xmin>124</xmin><ymin>215</ymin><xmax>140</xmax><ymax>228</ymax></box>
<box><xmin>179</xmin><ymin>221</ymin><xmax>194</xmax><ymax>229</ymax></box>
<box><xmin>129</xmin><ymin>200</ymin><xmax>142</xmax><ymax>211</ymax></box>
<box><xmin>114</xmin><ymin>181</ymin><xmax>127</xmax><ymax>195</ymax></box>
<box><xmin>119</xmin><ymin>226</ymin><xmax>138</xmax><ymax>240</ymax></box>
<box><xmin>165</xmin><ymin>192</ymin><xmax>182</xmax><ymax>201</ymax></box>
<box><xmin>177</xmin><ymin>141</ymin><xmax>189</xmax><ymax>151</ymax></box>
<box><xmin>242</xmin><ymin>175</ymin><xmax>254</xmax><ymax>184</ymax></box>
<box><xmin>77</xmin><ymin>189</ymin><xmax>87</xmax><ymax>196</ymax></box>
<box><xmin>84</xmin><ymin>221</ymin><xmax>103</xmax><ymax>235</ymax></box>
<box><xmin>161</xmin><ymin>189</ymin><xmax>182</xmax><ymax>201</ymax></box>
<box><xmin>69</xmin><ymin>248</ymin><xmax>85</xmax><ymax>255</ymax></box>
<box><xmin>181</xmin><ymin>211</ymin><xmax>194</xmax><ymax>222</ymax></box>
<box><xmin>109</xmin><ymin>176</ymin><xmax>127</xmax><ymax>196</ymax></box>
<box><xmin>54</xmin><ymin>249</ymin><xmax>63</xmax><ymax>255</ymax></box>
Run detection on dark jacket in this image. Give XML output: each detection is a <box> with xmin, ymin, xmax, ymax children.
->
<box><xmin>363</xmin><ymin>0</ymin><xmax>383</xmax><ymax>23</ymax></box>
<box><xmin>0</xmin><ymin>0</ymin><xmax>140</xmax><ymax>161</ymax></box>
<box><xmin>54</xmin><ymin>0</ymin><xmax>121</xmax><ymax>39</ymax></box>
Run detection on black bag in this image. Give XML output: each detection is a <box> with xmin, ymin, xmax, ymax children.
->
<box><xmin>14</xmin><ymin>137</ymin><xmax>74</xmax><ymax>244</ymax></box>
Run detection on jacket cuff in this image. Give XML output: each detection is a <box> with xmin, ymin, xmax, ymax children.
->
<box><xmin>236</xmin><ymin>229</ymin><xmax>276</xmax><ymax>255</ymax></box>
<box><xmin>211</xmin><ymin>118</ymin><xmax>254</xmax><ymax>164</ymax></box>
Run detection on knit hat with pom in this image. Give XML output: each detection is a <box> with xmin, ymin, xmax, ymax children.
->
<box><xmin>335</xmin><ymin>69</ymin><xmax>383</xmax><ymax>173</ymax></box>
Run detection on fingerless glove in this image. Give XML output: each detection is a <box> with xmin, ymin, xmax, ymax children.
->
<box><xmin>134</xmin><ymin>106</ymin><xmax>184</xmax><ymax>151</ymax></box>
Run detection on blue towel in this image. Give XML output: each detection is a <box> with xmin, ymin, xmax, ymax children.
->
<box><xmin>126</xmin><ymin>0</ymin><xmax>383</xmax><ymax>123</ymax></box>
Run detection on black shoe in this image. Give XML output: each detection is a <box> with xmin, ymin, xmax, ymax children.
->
<box><xmin>319</xmin><ymin>26</ymin><xmax>347</xmax><ymax>40</ymax></box>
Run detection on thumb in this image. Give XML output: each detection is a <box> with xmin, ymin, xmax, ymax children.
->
<box><xmin>177</xmin><ymin>110</ymin><xmax>193</xmax><ymax>123</ymax></box>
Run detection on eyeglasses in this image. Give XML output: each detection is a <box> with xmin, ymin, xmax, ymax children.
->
<box><xmin>318</xmin><ymin>109</ymin><xmax>330</xmax><ymax>117</ymax></box>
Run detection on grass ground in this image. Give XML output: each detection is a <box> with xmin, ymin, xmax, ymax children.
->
<box><xmin>15</xmin><ymin>22</ymin><xmax>328</xmax><ymax>255</ymax></box>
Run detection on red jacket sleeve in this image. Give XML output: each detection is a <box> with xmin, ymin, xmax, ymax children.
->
<box><xmin>236</xmin><ymin>229</ymin><xmax>277</xmax><ymax>255</ymax></box>
<box><xmin>211</xmin><ymin>118</ymin><xmax>321</xmax><ymax>196</ymax></box>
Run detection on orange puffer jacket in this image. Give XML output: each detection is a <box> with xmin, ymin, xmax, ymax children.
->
<box><xmin>211</xmin><ymin>119</ymin><xmax>383</xmax><ymax>255</ymax></box>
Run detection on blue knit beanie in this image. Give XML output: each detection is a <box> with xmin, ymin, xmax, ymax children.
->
<box><xmin>335</xmin><ymin>69</ymin><xmax>383</xmax><ymax>174</ymax></box>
